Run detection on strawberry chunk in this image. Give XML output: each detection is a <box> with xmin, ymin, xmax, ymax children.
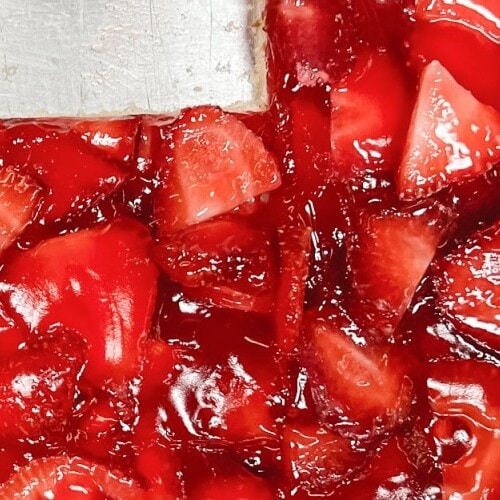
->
<box><xmin>0</xmin><ymin>122</ymin><xmax>127</xmax><ymax>222</ymax></box>
<box><xmin>302</xmin><ymin>308</ymin><xmax>414</xmax><ymax>439</ymax></box>
<box><xmin>72</xmin><ymin>116</ymin><xmax>141</xmax><ymax>164</ymax></box>
<box><xmin>330</xmin><ymin>50</ymin><xmax>414</xmax><ymax>177</ymax></box>
<box><xmin>0</xmin><ymin>166</ymin><xmax>41</xmax><ymax>253</ymax></box>
<box><xmin>168</xmin><ymin>353</ymin><xmax>277</xmax><ymax>442</ymax></box>
<box><xmin>0</xmin><ymin>349</ymin><xmax>79</xmax><ymax>439</ymax></box>
<box><xmin>281</xmin><ymin>421</ymin><xmax>367</xmax><ymax>496</ymax></box>
<box><xmin>435</xmin><ymin>219</ymin><xmax>500</xmax><ymax>350</ymax></box>
<box><xmin>269</xmin><ymin>0</ymin><xmax>373</xmax><ymax>86</ymax></box>
<box><xmin>398</xmin><ymin>60</ymin><xmax>500</xmax><ymax>200</ymax></box>
<box><xmin>410</xmin><ymin>0</ymin><xmax>500</xmax><ymax>111</ymax></box>
<box><xmin>0</xmin><ymin>218</ymin><xmax>158</xmax><ymax>386</ymax></box>
<box><xmin>154</xmin><ymin>217</ymin><xmax>277</xmax><ymax>313</ymax></box>
<box><xmin>347</xmin><ymin>201</ymin><xmax>452</xmax><ymax>337</ymax></box>
<box><xmin>275</xmin><ymin>225</ymin><xmax>312</xmax><ymax>354</ymax></box>
<box><xmin>0</xmin><ymin>455</ymin><xmax>144</xmax><ymax>499</ymax></box>
<box><xmin>0</xmin><ymin>302</ymin><xmax>28</xmax><ymax>358</ymax></box>
<box><xmin>427</xmin><ymin>360</ymin><xmax>500</xmax><ymax>499</ymax></box>
<box><xmin>154</xmin><ymin>107</ymin><xmax>281</xmax><ymax>234</ymax></box>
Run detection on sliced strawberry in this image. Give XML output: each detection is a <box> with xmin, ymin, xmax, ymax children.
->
<box><xmin>281</xmin><ymin>420</ymin><xmax>368</xmax><ymax>496</ymax></box>
<box><xmin>168</xmin><ymin>353</ymin><xmax>277</xmax><ymax>442</ymax></box>
<box><xmin>269</xmin><ymin>0</ymin><xmax>373</xmax><ymax>86</ymax></box>
<box><xmin>415</xmin><ymin>0</ymin><xmax>500</xmax><ymax>43</ymax></box>
<box><xmin>398</xmin><ymin>60</ymin><xmax>500</xmax><ymax>200</ymax></box>
<box><xmin>0</xmin><ymin>455</ymin><xmax>144</xmax><ymax>499</ymax></box>
<box><xmin>410</xmin><ymin>0</ymin><xmax>500</xmax><ymax>110</ymax></box>
<box><xmin>330</xmin><ymin>50</ymin><xmax>415</xmax><ymax>177</ymax></box>
<box><xmin>0</xmin><ymin>166</ymin><xmax>41</xmax><ymax>253</ymax></box>
<box><xmin>71</xmin><ymin>116</ymin><xmax>141</xmax><ymax>164</ymax></box>
<box><xmin>0</xmin><ymin>349</ymin><xmax>79</xmax><ymax>439</ymax></box>
<box><xmin>347</xmin><ymin>201</ymin><xmax>452</xmax><ymax>337</ymax></box>
<box><xmin>435</xmin><ymin>219</ymin><xmax>500</xmax><ymax>350</ymax></box>
<box><xmin>337</xmin><ymin>436</ymin><xmax>437</xmax><ymax>499</ymax></box>
<box><xmin>0</xmin><ymin>218</ymin><xmax>158</xmax><ymax>386</ymax></box>
<box><xmin>427</xmin><ymin>360</ymin><xmax>500</xmax><ymax>498</ymax></box>
<box><xmin>154</xmin><ymin>217</ymin><xmax>277</xmax><ymax>313</ymax></box>
<box><xmin>154</xmin><ymin>107</ymin><xmax>281</xmax><ymax>234</ymax></box>
<box><xmin>135</xmin><ymin>444</ymin><xmax>182</xmax><ymax>499</ymax></box>
<box><xmin>0</xmin><ymin>301</ymin><xmax>28</xmax><ymax>358</ymax></box>
<box><xmin>302</xmin><ymin>308</ymin><xmax>414</xmax><ymax>439</ymax></box>
<box><xmin>0</xmin><ymin>122</ymin><xmax>127</xmax><ymax>222</ymax></box>
<box><xmin>275</xmin><ymin>226</ymin><xmax>312</xmax><ymax>354</ymax></box>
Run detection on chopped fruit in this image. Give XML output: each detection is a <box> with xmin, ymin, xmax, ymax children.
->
<box><xmin>0</xmin><ymin>301</ymin><xmax>28</xmax><ymax>358</ymax></box>
<box><xmin>410</xmin><ymin>0</ymin><xmax>500</xmax><ymax>110</ymax></box>
<box><xmin>0</xmin><ymin>122</ymin><xmax>127</xmax><ymax>222</ymax></box>
<box><xmin>154</xmin><ymin>107</ymin><xmax>281</xmax><ymax>234</ymax></box>
<box><xmin>435</xmin><ymin>219</ymin><xmax>500</xmax><ymax>349</ymax></box>
<box><xmin>415</xmin><ymin>0</ymin><xmax>500</xmax><ymax>43</ymax></box>
<box><xmin>347</xmin><ymin>202</ymin><xmax>452</xmax><ymax>337</ymax></box>
<box><xmin>337</xmin><ymin>436</ymin><xmax>438</xmax><ymax>499</ymax></box>
<box><xmin>167</xmin><ymin>353</ymin><xmax>276</xmax><ymax>442</ymax></box>
<box><xmin>427</xmin><ymin>360</ymin><xmax>500</xmax><ymax>499</ymax></box>
<box><xmin>0</xmin><ymin>349</ymin><xmax>79</xmax><ymax>439</ymax></box>
<box><xmin>0</xmin><ymin>218</ymin><xmax>158</xmax><ymax>386</ymax></box>
<box><xmin>0</xmin><ymin>455</ymin><xmax>144</xmax><ymax>499</ymax></box>
<box><xmin>398</xmin><ymin>60</ymin><xmax>500</xmax><ymax>199</ymax></box>
<box><xmin>270</xmin><ymin>0</ymin><xmax>372</xmax><ymax>86</ymax></box>
<box><xmin>302</xmin><ymin>308</ymin><xmax>414</xmax><ymax>439</ymax></box>
<box><xmin>275</xmin><ymin>225</ymin><xmax>312</xmax><ymax>354</ymax></box>
<box><xmin>281</xmin><ymin>421</ymin><xmax>367</xmax><ymax>496</ymax></box>
<box><xmin>330</xmin><ymin>50</ymin><xmax>414</xmax><ymax>176</ymax></box>
<box><xmin>0</xmin><ymin>166</ymin><xmax>41</xmax><ymax>253</ymax></box>
<box><xmin>155</xmin><ymin>217</ymin><xmax>277</xmax><ymax>313</ymax></box>
<box><xmin>72</xmin><ymin>117</ymin><xmax>141</xmax><ymax>163</ymax></box>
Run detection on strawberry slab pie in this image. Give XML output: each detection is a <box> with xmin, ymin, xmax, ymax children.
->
<box><xmin>0</xmin><ymin>0</ymin><xmax>499</xmax><ymax>499</ymax></box>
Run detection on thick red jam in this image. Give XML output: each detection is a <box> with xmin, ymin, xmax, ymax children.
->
<box><xmin>0</xmin><ymin>0</ymin><xmax>499</xmax><ymax>498</ymax></box>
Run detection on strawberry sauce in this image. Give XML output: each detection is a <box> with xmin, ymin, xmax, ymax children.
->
<box><xmin>0</xmin><ymin>1</ymin><xmax>499</xmax><ymax>498</ymax></box>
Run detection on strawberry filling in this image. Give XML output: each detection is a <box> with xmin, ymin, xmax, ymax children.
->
<box><xmin>0</xmin><ymin>1</ymin><xmax>499</xmax><ymax>498</ymax></box>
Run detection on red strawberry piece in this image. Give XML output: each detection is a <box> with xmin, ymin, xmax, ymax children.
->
<box><xmin>154</xmin><ymin>106</ymin><xmax>281</xmax><ymax>234</ymax></box>
<box><xmin>0</xmin><ymin>350</ymin><xmax>79</xmax><ymax>439</ymax></box>
<box><xmin>0</xmin><ymin>122</ymin><xmax>127</xmax><ymax>222</ymax></box>
<box><xmin>0</xmin><ymin>218</ymin><xmax>158</xmax><ymax>386</ymax></box>
<box><xmin>427</xmin><ymin>360</ymin><xmax>500</xmax><ymax>498</ymax></box>
<box><xmin>275</xmin><ymin>226</ymin><xmax>312</xmax><ymax>354</ymax></box>
<box><xmin>269</xmin><ymin>0</ymin><xmax>373</xmax><ymax>86</ymax></box>
<box><xmin>71</xmin><ymin>116</ymin><xmax>141</xmax><ymax>164</ymax></box>
<box><xmin>410</xmin><ymin>0</ymin><xmax>500</xmax><ymax>111</ymax></box>
<box><xmin>135</xmin><ymin>115</ymin><xmax>175</xmax><ymax>177</ymax></box>
<box><xmin>347</xmin><ymin>201</ymin><xmax>452</xmax><ymax>338</ymax></box>
<box><xmin>415</xmin><ymin>0</ymin><xmax>500</xmax><ymax>43</ymax></box>
<box><xmin>154</xmin><ymin>216</ymin><xmax>277</xmax><ymax>313</ymax></box>
<box><xmin>135</xmin><ymin>444</ymin><xmax>183</xmax><ymax>499</ymax></box>
<box><xmin>168</xmin><ymin>354</ymin><xmax>276</xmax><ymax>442</ymax></box>
<box><xmin>330</xmin><ymin>50</ymin><xmax>414</xmax><ymax>177</ymax></box>
<box><xmin>0</xmin><ymin>301</ymin><xmax>28</xmax><ymax>358</ymax></box>
<box><xmin>0</xmin><ymin>455</ymin><xmax>144</xmax><ymax>499</ymax></box>
<box><xmin>281</xmin><ymin>420</ymin><xmax>368</xmax><ymax>496</ymax></box>
<box><xmin>337</xmin><ymin>436</ymin><xmax>437</xmax><ymax>499</ymax></box>
<box><xmin>435</xmin><ymin>219</ymin><xmax>500</xmax><ymax>350</ymax></box>
<box><xmin>302</xmin><ymin>308</ymin><xmax>414</xmax><ymax>439</ymax></box>
<box><xmin>0</xmin><ymin>166</ymin><xmax>41</xmax><ymax>253</ymax></box>
<box><xmin>398</xmin><ymin>60</ymin><xmax>500</xmax><ymax>200</ymax></box>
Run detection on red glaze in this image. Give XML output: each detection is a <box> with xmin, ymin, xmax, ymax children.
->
<box><xmin>0</xmin><ymin>0</ymin><xmax>499</xmax><ymax>498</ymax></box>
